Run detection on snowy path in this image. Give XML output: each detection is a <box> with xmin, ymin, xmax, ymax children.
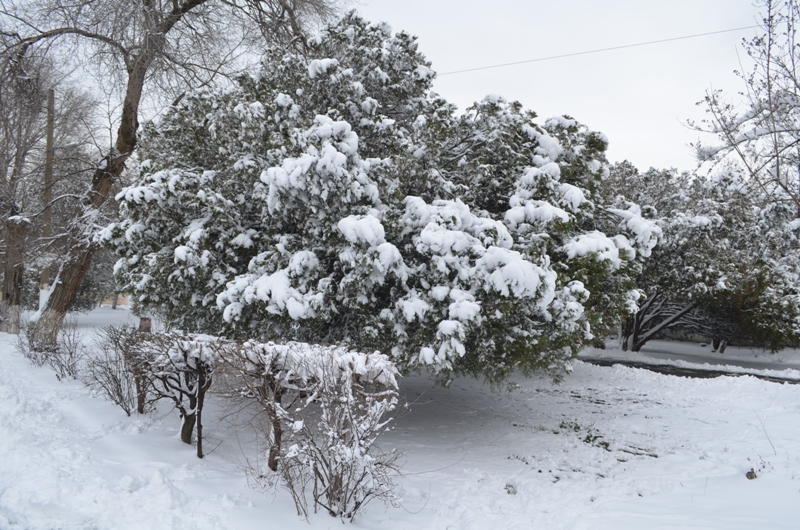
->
<box><xmin>2</xmin><ymin>314</ymin><xmax>800</xmax><ymax>529</ymax></box>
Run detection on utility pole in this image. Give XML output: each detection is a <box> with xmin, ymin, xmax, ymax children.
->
<box><xmin>40</xmin><ymin>88</ymin><xmax>54</xmax><ymax>309</ymax></box>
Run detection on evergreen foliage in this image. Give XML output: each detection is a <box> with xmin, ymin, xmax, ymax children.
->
<box><xmin>606</xmin><ymin>162</ymin><xmax>800</xmax><ymax>350</ymax></box>
<box><xmin>105</xmin><ymin>13</ymin><xmax>657</xmax><ymax>382</ymax></box>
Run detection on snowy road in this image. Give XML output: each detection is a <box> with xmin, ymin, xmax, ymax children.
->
<box><xmin>579</xmin><ymin>338</ymin><xmax>800</xmax><ymax>384</ymax></box>
<box><xmin>637</xmin><ymin>346</ymin><xmax>788</xmax><ymax>371</ymax></box>
<box><xmin>583</xmin><ymin>357</ymin><xmax>800</xmax><ymax>384</ymax></box>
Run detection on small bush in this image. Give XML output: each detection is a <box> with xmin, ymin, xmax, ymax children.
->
<box><xmin>84</xmin><ymin>325</ymin><xmax>141</xmax><ymax>416</ymax></box>
<box><xmin>225</xmin><ymin>341</ymin><xmax>402</xmax><ymax>520</ymax></box>
<box><xmin>87</xmin><ymin>327</ymin><xmax>218</xmax><ymax>457</ymax></box>
<box><xmin>138</xmin><ymin>333</ymin><xmax>218</xmax><ymax>457</ymax></box>
<box><xmin>18</xmin><ymin>316</ymin><xmax>85</xmax><ymax>380</ymax></box>
<box><xmin>16</xmin><ymin>320</ymin><xmax>47</xmax><ymax>367</ymax></box>
<box><xmin>47</xmin><ymin>317</ymin><xmax>86</xmax><ymax>380</ymax></box>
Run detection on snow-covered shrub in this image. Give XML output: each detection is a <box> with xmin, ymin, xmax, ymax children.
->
<box><xmin>223</xmin><ymin>341</ymin><xmax>401</xmax><ymax>519</ymax></box>
<box><xmin>105</xmin><ymin>13</ymin><xmax>657</xmax><ymax>382</ymax></box>
<box><xmin>134</xmin><ymin>333</ymin><xmax>219</xmax><ymax>457</ymax></box>
<box><xmin>51</xmin><ymin>317</ymin><xmax>87</xmax><ymax>380</ymax></box>
<box><xmin>89</xmin><ymin>330</ymin><xmax>222</xmax><ymax>455</ymax></box>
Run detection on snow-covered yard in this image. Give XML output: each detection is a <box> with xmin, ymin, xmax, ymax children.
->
<box><xmin>2</xmin><ymin>309</ymin><xmax>800</xmax><ymax>529</ymax></box>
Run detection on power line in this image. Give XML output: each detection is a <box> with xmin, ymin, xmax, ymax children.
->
<box><xmin>438</xmin><ymin>25</ymin><xmax>760</xmax><ymax>76</ymax></box>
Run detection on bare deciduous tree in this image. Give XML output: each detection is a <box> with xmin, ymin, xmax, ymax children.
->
<box><xmin>693</xmin><ymin>0</ymin><xmax>800</xmax><ymax>212</ymax></box>
<box><xmin>0</xmin><ymin>42</ymin><xmax>48</xmax><ymax>333</ymax></box>
<box><xmin>0</xmin><ymin>40</ymin><xmax>100</xmax><ymax>333</ymax></box>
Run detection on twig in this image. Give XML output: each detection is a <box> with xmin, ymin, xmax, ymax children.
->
<box><xmin>398</xmin><ymin>482</ymin><xmax>431</xmax><ymax>515</ymax></box>
<box><xmin>755</xmin><ymin>412</ymin><xmax>777</xmax><ymax>456</ymax></box>
<box><xmin>400</xmin><ymin>450</ymin><xmax>468</xmax><ymax>476</ymax></box>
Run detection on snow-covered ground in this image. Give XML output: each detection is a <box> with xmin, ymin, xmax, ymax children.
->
<box><xmin>2</xmin><ymin>308</ymin><xmax>799</xmax><ymax>529</ymax></box>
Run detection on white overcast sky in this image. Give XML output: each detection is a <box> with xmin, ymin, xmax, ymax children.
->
<box><xmin>354</xmin><ymin>0</ymin><xmax>761</xmax><ymax>172</ymax></box>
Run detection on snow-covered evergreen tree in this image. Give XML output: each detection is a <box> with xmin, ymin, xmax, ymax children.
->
<box><xmin>606</xmin><ymin>162</ymin><xmax>800</xmax><ymax>351</ymax></box>
<box><xmin>104</xmin><ymin>13</ymin><xmax>656</xmax><ymax>382</ymax></box>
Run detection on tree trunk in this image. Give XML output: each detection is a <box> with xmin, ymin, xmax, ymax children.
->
<box><xmin>180</xmin><ymin>410</ymin><xmax>197</xmax><ymax>445</ymax></box>
<box><xmin>138</xmin><ymin>317</ymin><xmax>152</xmax><ymax>333</ymax></box>
<box><xmin>133</xmin><ymin>316</ymin><xmax>151</xmax><ymax>414</ymax></box>
<box><xmin>180</xmin><ymin>387</ymin><xmax>198</xmax><ymax>445</ymax></box>
<box><xmin>621</xmin><ymin>291</ymin><xmax>697</xmax><ymax>353</ymax></box>
<box><xmin>28</xmin><ymin>54</ymin><xmax>147</xmax><ymax>349</ymax></box>
<box><xmin>196</xmin><ymin>365</ymin><xmax>211</xmax><ymax>459</ymax></box>
<box><xmin>0</xmin><ymin>215</ymin><xmax>29</xmax><ymax>334</ymax></box>
<box><xmin>620</xmin><ymin>318</ymin><xmax>632</xmax><ymax>351</ymax></box>
<box><xmin>29</xmin><ymin>243</ymin><xmax>95</xmax><ymax>349</ymax></box>
<box><xmin>135</xmin><ymin>371</ymin><xmax>147</xmax><ymax>415</ymax></box>
<box><xmin>632</xmin><ymin>302</ymin><xmax>696</xmax><ymax>352</ymax></box>
<box><xmin>268</xmin><ymin>386</ymin><xmax>285</xmax><ymax>472</ymax></box>
<box><xmin>196</xmin><ymin>396</ymin><xmax>205</xmax><ymax>458</ymax></box>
